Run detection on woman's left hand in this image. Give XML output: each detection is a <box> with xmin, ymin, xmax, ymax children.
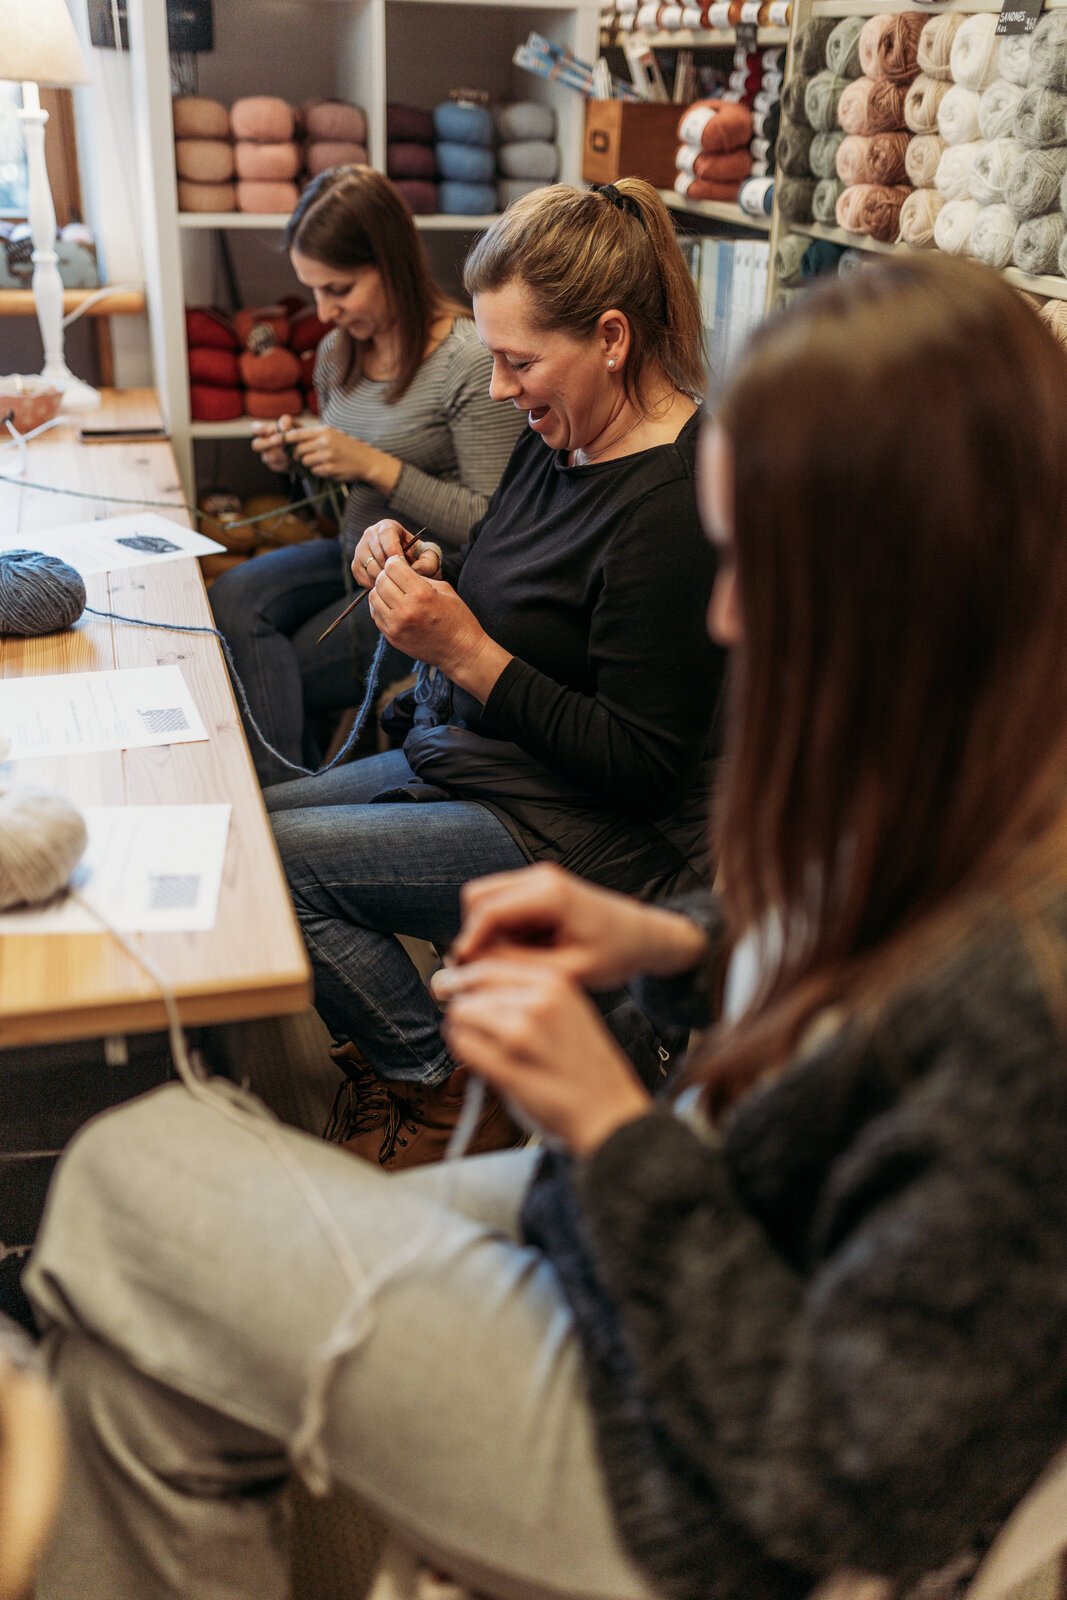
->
<box><xmin>368</xmin><ymin>556</ymin><xmax>507</xmax><ymax>692</ymax></box>
<box><xmin>283</xmin><ymin>424</ymin><xmax>383</xmax><ymax>484</ymax></box>
<box><xmin>434</xmin><ymin>958</ymin><xmax>653</xmax><ymax>1155</ymax></box>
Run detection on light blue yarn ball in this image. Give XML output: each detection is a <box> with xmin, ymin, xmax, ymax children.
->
<box><xmin>0</xmin><ymin>549</ymin><xmax>86</xmax><ymax>636</ymax></box>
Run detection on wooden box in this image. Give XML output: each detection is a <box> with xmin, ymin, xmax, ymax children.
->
<box><xmin>582</xmin><ymin>100</ymin><xmax>682</xmax><ymax>190</ymax></box>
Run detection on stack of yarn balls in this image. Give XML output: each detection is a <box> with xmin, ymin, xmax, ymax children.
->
<box><xmin>606</xmin><ymin>0</ymin><xmax>793</xmax><ymax>34</ymax></box>
<box><xmin>186</xmin><ymin>300</ymin><xmax>329</xmax><ymax>424</ymax></box>
<box><xmin>726</xmin><ymin>42</ymin><xmax>784</xmax><ymax>217</ymax></box>
<box><xmin>675</xmin><ymin>98</ymin><xmax>755</xmax><ymax>203</ymax></box>
<box><xmin>433</xmin><ymin>99</ymin><xmax>558</xmax><ymax>217</ymax></box>
<box><xmin>831</xmin><ymin>13</ymin><xmax>923</xmax><ymax>242</ymax></box>
<box><xmin>386</xmin><ymin>103</ymin><xmax>439</xmax><ymax>214</ymax></box>
<box><xmin>775</xmin><ymin>16</ymin><xmax>835</xmax><ymax>224</ymax></box>
<box><xmin>173</xmin><ymin>95</ymin><xmax>367</xmax><ymax>213</ymax></box>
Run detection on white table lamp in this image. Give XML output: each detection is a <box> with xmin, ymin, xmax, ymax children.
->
<box><xmin>0</xmin><ymin>0</ymin><xmax>98</xmax><ymax>410</ymax></box>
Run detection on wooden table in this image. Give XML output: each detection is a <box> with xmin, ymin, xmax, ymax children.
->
<box><xmin>0</xmin><ymin>389</ymin><xmax>311</xmax><ymax>1048</ymax></box>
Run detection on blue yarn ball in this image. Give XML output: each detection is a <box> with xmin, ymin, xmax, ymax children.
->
<box><xmin>0</xmin><ymin>549</ymin><xmax>86</xmax><ymax>636</ymax></box>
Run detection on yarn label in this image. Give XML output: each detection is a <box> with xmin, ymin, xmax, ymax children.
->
<box><xmin>996</xmin><ymin>0</ymin><xmax>1043</xmax><ymax>37</ymax></box>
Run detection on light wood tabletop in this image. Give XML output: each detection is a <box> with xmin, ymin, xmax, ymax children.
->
<box><xmin>0</xmin><ymin>390</ymin><xmax>312</xmax><ymax>1047</ymax></box>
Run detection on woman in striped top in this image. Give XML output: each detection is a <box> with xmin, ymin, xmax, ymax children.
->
<box><xmin>210</xmin><ymin>166</ymin><xmax>522</xmax><ymax>787</ymax></box>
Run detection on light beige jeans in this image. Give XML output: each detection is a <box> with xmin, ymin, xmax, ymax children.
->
<box><xmin>25</xmin><ymin>1083</ymin><xmax>655</xmax><ymax>1600</ymax></box>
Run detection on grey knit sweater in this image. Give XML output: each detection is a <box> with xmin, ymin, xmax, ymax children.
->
<box><xmin>315</xmin><ymin>318</ymin><xmax>523</xmax><ymax>563</ymax></box>
<box><xmin>522</xmin><ymin>893</ymin><xmax>1067</xmax><ymax>1600</ymax></box>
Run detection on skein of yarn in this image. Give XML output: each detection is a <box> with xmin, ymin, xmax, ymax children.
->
<box><xmin>917</xmin><ymin>14</ymin><xmax>966</xmax><ymax>82</ymax></box>
<box><xmin>775</xmin><ymin>233</ymin><xmax>809</xmax><ymax>288</ymax></box>
<box><xmin>810</xmin><ymin>130</ymin><xmax>847</xmax><ymax>178</ymax></box>
<box><xmin>796</xmin><ymin>17</ymin><xmax>838</xmax><ymax>74</ymax></box>
<box><xmin>969</xmin><ymin>203</ymin><xmax>1019</xmax><ymax>267</ymax></box>
<box><xmin>1014</xmin><ymin>84</ymin><xmax>1067</xmax><ymax>147</ymax></box>
<box><xmin>813</xmin><ymin>176</ymin><xmax>846</xmax><ymax>222</ymax></box>
<box><xmin>777</xmin><ymin>118</ymin><xmax>816</xmax><ymax>176</ymax></box>
<box><xmin>826</xmin><ymin>17</ymin><xmax>865</xmax><ymax>81</ymax></box>
<box><xmin>836</xmin><ymin>130</ymin><xmax>910</xmax><ymax>185</ymax></box>
<box><xmin>906</xmin><ymin>133</ymin><xmax>947</xmax><ymax>188</ymax></box>
<box><xmin>949</xmin><ymin>14</ymin><xmax>1001</xmax><ymax>92</ymax></box>
<box><xmin>804</xmin><ymin>71</ymin><xmax>850</xmax><ymax>132</ymax></box>
<box><xmin>838</xmin><ymin>77</ymin><xmax>908</xmax><ymax>135</ymax></box>
<box><xmin>1038</xmin><ymin>295</ymin><xmax>1067</xmax><ymax>346</ymax></box>
<box><xmin>858</xmin><ymin>13</ymin><xmax>925</xmax><ymax>84</ymax></box>
<box><xmin>1005</xmin><ymin>145</ymin><xmax>1067</xmax><ymax>218</ymax></box>
<box><xmin>1014</xmin><ymin>209</ymin><xmax>1067</xmax><ymax>272</ymax></box>
<box><xmin>0</xmin><ymin>787</ymin><xmax>88</xmax><ymax>911</ymax></box>
<box><xmin>0</xmin><ymin>551</ymin><xmax>86</xmax><ymax>636</ymax></box>
<box><xmin>1029</xmin><ymin>11</ymin><xmax>1067</xmax><ymax>91</ymax></box>
<box><xmin>905</xmin><ymin>75</ymin><xmax>950</xmax><ymax>134</ymax></box>
<box><xmin>978</xmin><ymin>79</ymin><xmax>1026</xmax><ymax>141</ymax></box>
<box><xmin>938</xmin><ymin>85</ymin><xmax>983</xmax><ymax>145</ymax></box>
<box><xmin>969</xmin><ymin>137</ymin><xmax>1025</xmax><ymax>204</ymax></box>
<box><xmin>999</xmin><ymin>32</ymin><xmax>1034</xmax><ymax>88</ymax></box>
<box><xmin>781</xmin><ymin>74</ymin><xmax>815</xmax><ymax>124</ymax></box>
<box><xmin>933</xmin><ymin>196</ymin><xmax>980</xmax><ymax>254</ymax></box>
<box><xmin>935</xmin><ymin>141</ymin><xmax>982</xmax><ymax>201</ymax></box>
<box><xmin>898</xmin><ymin>187</ymin><xmax>944</xmax><ymax>246</ymax></box>
<box><xmin>778</xmin><ymin>174</ymin><xmax>817</xmax><ymax>221</ymax></box>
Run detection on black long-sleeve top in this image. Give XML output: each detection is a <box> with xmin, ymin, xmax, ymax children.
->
<box><xmin>404</xmin><ymin>414</ymin><xmax>725</xmax><ymax>900</ymax></box>
<box><xmin>523</xmin><ymin>890</ymin><xmax>1067</xmax><ymax>1600</ymax></box>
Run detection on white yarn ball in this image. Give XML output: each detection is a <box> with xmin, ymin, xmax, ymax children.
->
<box><xmin>0</xmin><ymin>789</ymin><xmax>88</xmax><ymax>910</ymax></box>
<box><xmin>950</xmin><ymin>14</ymin><xmax>1002</xmax><ymax>91</ymax></box>
<box><xmin>999</xmin><ymin>31</ymin><xmax>1034</xmax><ymax>87</ymax></box>
<box><xmin>933</xmin><ymin>196</ymin><xmax>980</xmax><ymax>254</ymax></box>
<box><xmin>970</xmin><ymin>203</ymin><xmax>1018</xmax><ymax>267</ymax></box>
<box><xmin>970</xmin><ymin>136</ymin><xmax>1025</xmax><ymax>202</ymax></box>
<box><xmin>939</xmin><ymin>84</ymin><xmax>983</xmax><ymax>144</ymax></box>
<box><xmin>936</xmin><ymin>141</ymin><xmax>983</xmax><ymax>200</ymax></box>
<box><xmin>979</xmin><ymin>79</ymin><xmax>1026</xmax><ymax>140</ymax></box>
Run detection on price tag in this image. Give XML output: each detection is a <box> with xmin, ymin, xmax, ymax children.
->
<box><xmin>996</xmin><ymin>0</ymin><xmax>1043</xmax><ymax>35</ymax></box>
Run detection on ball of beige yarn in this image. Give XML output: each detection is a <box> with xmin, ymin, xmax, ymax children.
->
<box><xmin>898</xmin><ymin>187</ymin><xmax>944</xmax><ymax>246</ymax></box>
<box><xmin>0</xmin><ymin>788</ymin><xmax>88</xmax><ymax>910</ymax></box>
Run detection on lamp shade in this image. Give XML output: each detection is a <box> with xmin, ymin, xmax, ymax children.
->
<box><xmin>0</xmin><ymin>0</ymin><xmax>90</xmax><ymax>87</ymax></box>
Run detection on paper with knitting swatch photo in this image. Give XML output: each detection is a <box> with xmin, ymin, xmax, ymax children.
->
<box><xmin>0</xmin><ymin>665</ymin><xmax>208</xmax><ymax>759</ymax></box>
<box><xmin>0</xmin><ymin>512</ymin><xmax>225</xmax><ymax>576</ymax></box>
<box><xmin>0</xmin><ymin>804</ymin><xmax>230</xmax><ymax>933</ymax></box>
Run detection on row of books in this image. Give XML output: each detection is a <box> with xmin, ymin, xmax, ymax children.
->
<box><xmin>681</xmin><ymin>235</ymin><xmax>770</xmax><ymax>387</ymax></box>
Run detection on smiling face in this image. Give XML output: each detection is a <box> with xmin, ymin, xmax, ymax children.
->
<box><xmin>473</xmin><ymin>281</ymin><xmax>623</xmax><ymax>455</ymax></box>
<box><xmin>290</xmin><ymin>248</ymin><xmax>393</xmax><ymax>342</ymax></box>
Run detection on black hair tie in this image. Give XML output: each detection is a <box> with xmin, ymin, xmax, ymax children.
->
<box><xmin>591</xmin><ymin>182</ymin><xmax>645</xmax><ymax>224</ymax></box>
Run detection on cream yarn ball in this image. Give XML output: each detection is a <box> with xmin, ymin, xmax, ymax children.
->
<box><xmin>949</xmin><ymin>14</ymin><xmax>1002</xmax><ymax>92</ymax></box>
<box><xmin>938</xmin><ymin>84</ymin><xmax>983</xmax><ymax>145</ymax></box>
<box><xmin>933</xmin><ymin>196</ymin><xmax>980</xmax><ymax>254</ymax></box>
<box><xmin>970</xmin><ymin>203</ymin><xmax>1018</xmax><ymax>268</ymax></box>
<box><xmin>0</xmin><ymin>788</ymin><xmax>88</xmax><ymax>910</ymax></box>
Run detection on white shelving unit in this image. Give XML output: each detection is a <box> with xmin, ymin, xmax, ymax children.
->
<box><xmin>127</xmin><ymin>0</ymin><xmax>598</xmax><ymax>499</ymax></box>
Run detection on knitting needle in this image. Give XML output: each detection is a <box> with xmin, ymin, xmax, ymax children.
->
<box><xmin>315</xmin><ymin>527</ymin><xmax>426</xmax><ymax>646</ymax></box>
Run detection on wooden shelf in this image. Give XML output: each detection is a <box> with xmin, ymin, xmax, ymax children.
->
<box><xmin>0</xmin><ymin>287</ymin><xmax>146</xmax><ymax>317</ymax></box>
<box><xmin>662</xmin><ymin>190</ymin><xmax>771</xmax><ymax>232</ymax></box>
<box><xmin>177</xmin><ymin>211</ymin><xmax>498</xmax><ymax>233</ymax></box>
<box><xmin>811</xmin><ymin>0</ymin><xmax>1066</xmax><ymax>14</ymax></box>
<box><xmin>615</xmin><ymin>25</ymin><xmax>789</xmax><ymax>43</ymax></box>
<box><xmin>787</xmin><ymin>221</ymin><xmax>1067</xmax><ymax>302</ymax></box>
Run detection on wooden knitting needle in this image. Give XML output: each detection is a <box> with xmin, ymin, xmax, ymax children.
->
<box><xmin>315</xmin><ymin>527</ymin><xmax>427</xmax><ymax>645</ymax></box>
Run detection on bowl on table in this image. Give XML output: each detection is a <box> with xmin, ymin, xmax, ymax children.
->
<box><xmin>0</xmin><ymin>378</ymin><xmax>62</xmax><ymax>435</ymax></box>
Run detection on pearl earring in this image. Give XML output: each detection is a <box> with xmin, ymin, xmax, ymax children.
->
<box><xmin>608</xmin><ymin>358</ymin><xmax>617</xmax><ymax>369</ymax></box>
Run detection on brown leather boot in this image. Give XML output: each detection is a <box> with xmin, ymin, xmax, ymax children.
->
<box><xmin>342</xmin><ymin>1068</ymin><xmax>525</xmax><ymax>1171</ymax></box>
<box><xmin>323</xmin><ymin>1041</ymin><xmax>396</xmax><ymax>1145</ymax></box>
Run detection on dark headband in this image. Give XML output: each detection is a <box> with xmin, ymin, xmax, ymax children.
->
<box><xmin>591</xmin><ymin>182</ymin><xmax>645</xmax><ymax>224</ymax></box>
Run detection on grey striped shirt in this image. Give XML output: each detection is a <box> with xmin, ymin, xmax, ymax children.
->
<box><xmin>314</xmin><ymin>317</ymin><xmax>523</xmax><ymax>564</ymax></box>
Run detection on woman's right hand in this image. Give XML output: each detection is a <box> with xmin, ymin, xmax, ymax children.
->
<box><xmin>441</xmin><ymin>863</ymin><xmax>708</xmax><ymax>990</ymax></box>
<box><xmin>351</xmin><ymin>519</ymin><xmax>442</xmax><ymax>590</ymax></box>
<box><xmin>251</xmin><ymin>415</ymin><xmax>294</xmax><ymax>474</ymax></box>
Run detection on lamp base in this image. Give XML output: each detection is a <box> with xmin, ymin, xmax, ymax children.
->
<box><xmin>43</xmin><ymin>363</ymin><xmax>100</xmax><ymax>413</ymax></box>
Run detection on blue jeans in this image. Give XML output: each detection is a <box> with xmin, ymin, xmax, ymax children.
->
<box><xmin>210</xmin><ymin>539</ymin><xmax>411</xmax><ymax>788</ymax></box>
<box><xmin>267</xmin><ymin>750</ymin><xmax>529</xmax><ymax>1085</ymax></box>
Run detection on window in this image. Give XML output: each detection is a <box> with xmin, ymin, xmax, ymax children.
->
<box><xmin>0</xmin><ymin>83</ymin><xmax>83</xmax><ymax>225</ymax></box>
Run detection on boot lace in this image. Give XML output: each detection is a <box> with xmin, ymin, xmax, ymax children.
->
<box><xmin>323</xmin><ymin>1061</ymin><xmax>393</xmax><ymax>1143</ymax></box>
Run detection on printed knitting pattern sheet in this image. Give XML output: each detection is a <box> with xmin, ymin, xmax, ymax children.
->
<box><xmin>0</xmin><ymin>665</ymin><xmax>208</xmax><ymax>759</ymax></box>
<box><xmin>0</xmin><ymin>805</ymin><xmax>231</xmax><ymax>933</ymax></box>
<box><xmin>0</xmin><ymin>512</ymin><xmax>225</xmax><ymax>576</ymax></box>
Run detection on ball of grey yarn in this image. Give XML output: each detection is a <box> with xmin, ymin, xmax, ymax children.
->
<box><xmin>837</xmin><ymin>247</ymin><xmax>868</xmax><ymax>275</ymax></box>
<box><xmin>797</xmin><ymin>17</ymin><xmax>838</xmax><ymax>75</ymax></box>
<box><xmin>970</xmin><ymin>202</ymin><xmax>1018</xmax><ymax>267</ymax></box>
<box><xmin>1013</xmin><ymin>209</ymin><xmax>1066</xmax><ymax>273</ymax></box>
<box><xmin>810</xmin><ymin>130</ymin><xmax>846</xmax><ymax>178</ymax></box>
<box><xmin>1029</xmin><ymin>11</ymin><xmax>1067</xmax><ymax>91</ymax></box>
<box><xmin>1057</xmin><ymin>227</ymin><xmax>1067</xmax><ymax>277</ymax></box>
<box><xmin>1014</xmin><ymin>84</ymin><xmax>1067</xmax><ymax>148</ymax></box>
<box><xmin>777</xmin><ymin>118</ymin><xmax>816</xmax><ymax>177</ymax></box>
<box><xmin>969</xmin><ymin>137</ymin><xmax>1024</xmax><ymax>203</ymax></box>
<box><xmin>999</xmin><ymin>32</ymin><xmax>1033</xmax><ymax>88</ymax></box>
<box><xmin>775</xmin><ymin>233</ymin><xmax>809</xmax><ymax>288</ymax></box>
<box><xmin>782</xmin><ymin>74</ymin><xmax>814</xmax><ymax>126</ymax></box>
<box><xmin>0</xmin><ymin>550</ymin><xmax>86</xmax><ymax>637</ymax></box>
<box><xmin>979</xmin><ymin>79</ymin><xmax>1025</xmax><ymax>140</ymax></box>
<box><xmin>826</xmin><ymin>16</ymin><xmax>865</xmax><ymax>80</ymax></box>
<box><xmin>813</xmin><ymin>176</ymin><xmax>845</xmax><ymax>223</ymax></box>
<box><xmin>1005</xmin><ymin>145</ymin><xmax>1067</xmax><ymax>218</ymax></box>
<box><xmin>0</xmin><ymin>788</ymin><xmax>88</xmax><ymax>910</ymax></box>
<box><xmin>778</xmin><ymin>175</ymin><xmax>817</xmax><ymax>222</ymax></box>
<box><xmin>805</xmin><ymin>71</ymin><xmax>850</xmax><ymax>133</ymax></box>
<box><xmin>494</xmin><ymin>101</ymin><xmax>555</xmax><ymax>142</ymax></box>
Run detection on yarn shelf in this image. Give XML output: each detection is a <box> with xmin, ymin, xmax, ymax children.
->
<box><xmin>789</xmin><ymin>222</ymin><xmax>1067</xmax><ymax>301</ymax></box>
<box><xmin>610</xmin><ymin>26</ymin><xmax>790</xmax><ymax>45</ymax></box>
<box><xmin>661</xmin><ymin>189</ymin><xmax>773</xmax><ymax>232</ymax></box>
<box><xmin>810</xmin><ymin>0</ymin><xmax>1067</xmax><ymax>14</ymax></box>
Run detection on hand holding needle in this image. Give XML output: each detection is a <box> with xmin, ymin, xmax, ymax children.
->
<box><xmin>316</xmin><ymin>527</ymin><xmax>427</xmax><ymax>645</ymax></box>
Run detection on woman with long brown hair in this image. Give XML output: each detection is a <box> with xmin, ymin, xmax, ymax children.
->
<box><xmin>27</xmin><ymin>255</ymin><xmax>1067</xmax><ymax>1600</ymax></box>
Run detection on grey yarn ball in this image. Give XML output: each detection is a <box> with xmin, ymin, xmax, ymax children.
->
<box><xmin>0</xmin><ymin>787</ymin><xmax>88</xmax><ymax>910</ymax></box>
<box><xmin>826</xmin><ymin>16</ymin><xmax>865</xmax><ymax>80</ymax></box>
<box><xmin>778</xmin><ymin>175</ymin><xmax>817</xmax><ymax>222</ymax></box>
<box><xmin>796</xmin><ymin>17</ymin><xmax>838</xmax><ymax>75</ymax></box>
<box><xmin>1014</xmin><ymin>84</ymin><xmax>1067</xmax><ymax>148</ymax></box>
<box><xmin>1005</xmin><ymin>145</ymin><xmax>1067</xmax><ymax>218</ymax></box>
<box><xmin>999</xmin><ymin>33</ymin><xmax>1034</xmax><ymax>88</ymax></box>
<box><xmin>813</xmin><ymin>176</ymin><xmax>846</xmax><ymax>223</ymax></box>
<box><xmin>979</xmin><ymin>79</ymin><xmax>1025</xmax><ymax>140</ymax></box>
<box><xmin>969</xmin><ymin>137</ymin><xmax>1024</xmax><ymax>204</ymax></box>
<box><xmin>0</xmin><ymin>550</ymin><xmax>86</xmax><ymax>637</ymax></box>
<box><xmin>1029</xmin><ymin>11</ymin><xmax>1067</xmax><ymax>91</ymax></box>
<box><xmin>1012</xmin><ymin>209</ymin><xmax>1066</xmax><ymax>273</ymax></box>
<box><xmin>782</xmin><ymin>74</ymin><xmax>814</xmax><ymax>126</ymax></box>
<box><xmin>805</xmin><ymin>71</ymin><xmax>850</xmax><ymax>133</ymax></box>
<box><xmin>777</xmin><ymin>118</ymin><xmax>816</xmax><ymax>177</ymax></box>
<box><xmin>970</xmin><ymin>202</ymin><xmax>1019</xmax><ymax>267</ymax></box>
<box><xmin>810</xmin><ymin>130</ymin><xmax>846</xmax><ymax>178</ymax></box>
<box><xmin>775</xmin><ymin>233</ymin><xmax>809</xmax><ymax>288</ymax></box>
